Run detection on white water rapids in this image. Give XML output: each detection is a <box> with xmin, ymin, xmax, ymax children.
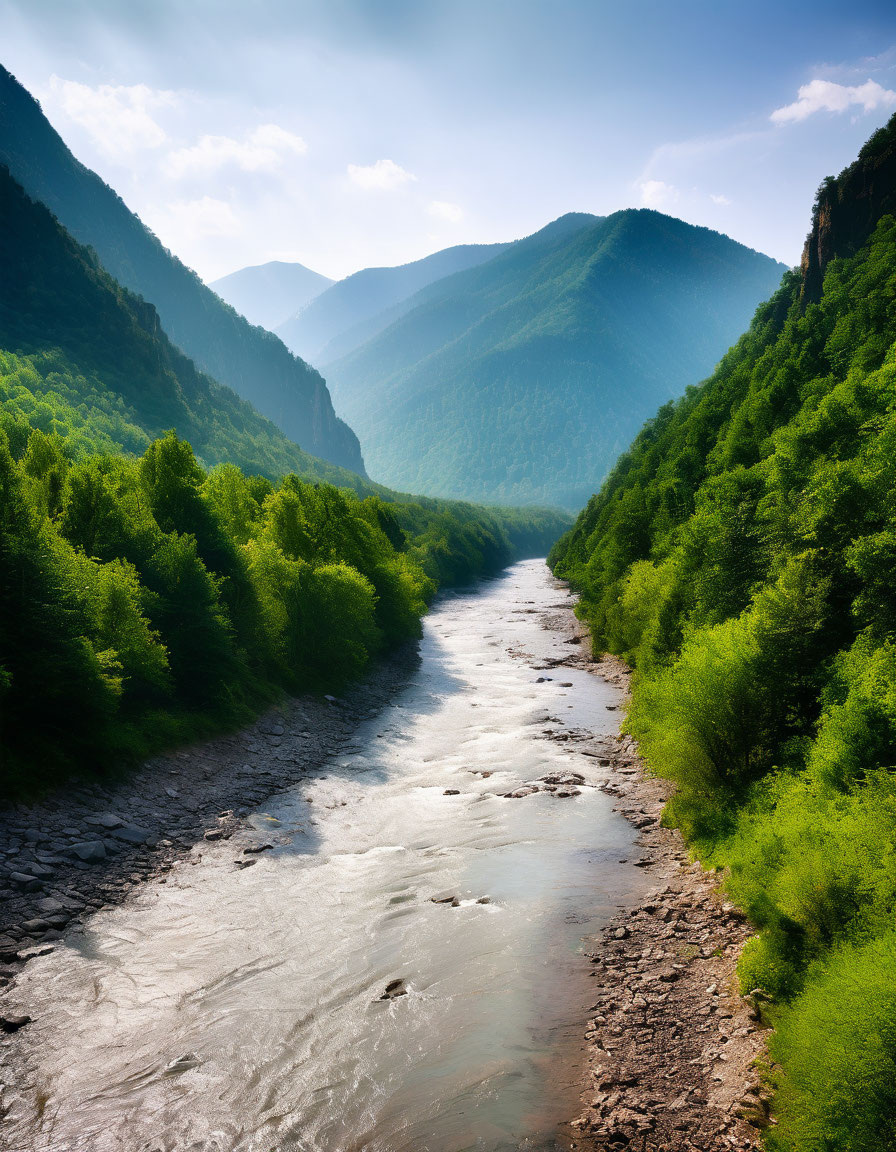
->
<box><xmin>5</xmin><ymin>561</ymin><xmax>649</xmax><ymax>1152</ymax></box>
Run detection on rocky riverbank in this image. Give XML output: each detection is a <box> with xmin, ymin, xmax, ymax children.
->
<box><xmin>536</xmin><ymin>590</ymin><xmax>773</xmax><ymax>1152</ymax></box>
<box><xmin>0</xmin><ymin>645</ymin><xmax>418</xmax><ymax>1006</ymax></box>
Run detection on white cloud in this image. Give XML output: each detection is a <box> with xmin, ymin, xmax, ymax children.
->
<box><xmin>347</xmin><ymin>158</ymin><xmax>417</xmax><ymax>190</ymax></box>
<box><xmin>710</xmin><ymin>193</ymin><xmax>732</xmax><ymax>206</ymax></box>
<box><xmin>771</xmin><ymin>78</ymin><xmax>896</xmax><ymax>124</ymax></box>
<box><xmin>166</xmin><ymin>124</ymin><xmax>307</xmax><ymax>178</ymax></box>
<box><xmin>639</xmin><ymin>179</ymin><xmax>679</xmax><ymax>209</ymax></box>
<box><xmin>427</xmin><ymin>199</ymin><xmax>463</xmax><ymax>222</ymax></box>
<box><xmin>47</xmin><ymin>75</ymin><xmax>176</xmax><ymax>154</ymax></box>
<box><xmin>154</xmin><ymin>196</ymin><xmax>241</xmax><ymax>238</ymax></box>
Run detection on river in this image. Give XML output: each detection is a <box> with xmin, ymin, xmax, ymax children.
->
<box><xmin>4</xmin><ymin>560</ymin><xmax>648</xmax><ymax>1152</ymax></box>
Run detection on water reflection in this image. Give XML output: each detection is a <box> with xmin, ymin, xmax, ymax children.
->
<box><xmin>5</xmin><ymin>561</ymin><xmax>647</xmax><ymax>1152</ymax></box>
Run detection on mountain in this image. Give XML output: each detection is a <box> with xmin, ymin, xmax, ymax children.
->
<box><xmin>550</xmin><ymin>116</ymin><xmax>896</xmax><ymax>1152</ymax></box>
<box><xmin>0</xmin><ymin>64</ymin><xmax>363</xmax><ymax>474</ymax></box>
<box><xmin>209</xmin><ymin>260</ymin><xmax>334</xmax><ymax>331</ymax></box>
<box><xmin>0</xmin><ymin>164</ymin><xmax>371</xmax><ymax>487</ymax></box>
<box><xmin>322</xmin><ymin>210</ymin><xmax>787</xmax><ymax>509</ymax></box>
<box><xmin>276</xmin><ymin>239</ymin><xmax>513</xmax><ymax>364</ymax></box>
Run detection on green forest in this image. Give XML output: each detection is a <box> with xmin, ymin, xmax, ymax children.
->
<box><xmin>0</xmin><ymin>162</ymin><xmax>568</xmax><ymax>801</ymax></box>
<box><xmin>550</xmin><ymin>120</ymin><xmax>896</xmax><ymax>1152</ymax></box>
<box><xmin>325</xmin><ymin>209</ymin><xmax>784</xmax><ymax>508</ymax></box>
<box><xmin>0</xmin><ymin>422</ymin><xmax>563</xmax><ymax>800</ymax></box>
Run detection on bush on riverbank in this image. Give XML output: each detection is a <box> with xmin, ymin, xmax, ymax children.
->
<box><xmin>549</xmin><ymin>124</ymin><xmax>896</xmax><ymax>1152</ymax></box>
<box><xmin>0</xmin><ymin>427</ymin><xmax>563</xmax><ymax>800</ymax></box>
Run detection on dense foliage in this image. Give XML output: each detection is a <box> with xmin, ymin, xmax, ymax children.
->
<box><xmin>325</xmin><ymin>210</ymin><xmax>784</xmax><ymax>508</ymax></box>
<box><xmin>0</xmin><ymin>65</ymin><xmax>363</xmax><ymax>471</ymax></box>
<box><xmin>0</xmin><ymin>424</ymin><xmax>564</xmax><ymax>801</ymax></box>
<box><xmin>0</xmin><ymin>158</ymin><xmax>568</xmax><ymax>802</ymax></box>
<box><xmin>550</xmin><ymin>126</ymin><xmax>896</xmax><ymax>1151</ymax></box>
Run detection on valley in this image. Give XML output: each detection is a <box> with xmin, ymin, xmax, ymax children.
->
<box><xmin>0</xmin><ymin>20</ymin><xmax>893</xmax><ymax>1152</ymax></box>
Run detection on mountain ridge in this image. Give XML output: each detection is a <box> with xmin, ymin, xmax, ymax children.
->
<box><xmin>324</xmin><ymin>208</ymin><xmax>787</xmax><ymax>508</ymax></box>
<box><xmin>0</xmin><ymin>64</ymin><xmax>364</xmax><ymax>474</ymax></box>
<box><xmin>210</xmin><ymin>260</ymin><xmax>334</xmax><ymax>332</ymax></box>
<box><xmin>277</xmin><ymin>239</ymin><xmax>515</xmax><ymax>364</ymax></box>
<box><xmin>0</xmin><ymin>163</ymin><xmax>370</xmax><ymax>487</ymax></box>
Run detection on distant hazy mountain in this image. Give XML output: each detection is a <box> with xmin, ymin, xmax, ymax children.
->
<box><xmin>323</xmin><ymin>210</ymin><xmax>788</xmax><ymax>509</ymax></box>
<box><xmin>0</xmin><ymin>164</ymin><xmax>369</xmax><ymax>488</ymax></box>
<box><xmin>277</xmin><ymin>240</ymin><xmax>513</xmax><ymax>364</ymax></box>
<box><xmin>0</xmin><ymin>64</ymin><xmax>364</xmax><ymax>474</ymax></box>
<box><xmin>210</xmin><ymin>260</ymin><xmax>334</xmax><ymax>332</ymax></box>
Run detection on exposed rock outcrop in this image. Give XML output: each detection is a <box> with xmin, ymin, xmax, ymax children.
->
<box><xmin>800</xmin><ymin>112</ymin><xmax>896</xmax><ymax>304</ymax></box>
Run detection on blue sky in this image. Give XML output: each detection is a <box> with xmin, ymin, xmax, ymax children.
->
<box><xmin>3</xmin><ymin>0</ymin><xmax>896</xmax><ymax>280</ymax></box>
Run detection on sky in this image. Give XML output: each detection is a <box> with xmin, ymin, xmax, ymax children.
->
<box><xmin>3</xmin><ymin>0</ymin><xmax>896</xmax><ymax>282</ymax></box>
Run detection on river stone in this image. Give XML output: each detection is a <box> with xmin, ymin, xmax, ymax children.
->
<box><xmin>84</xmin><ymin>813</ymin><xmax>123</xmax><ymax>830</ymax></box>
<box><xmin>112</xmin><ymin>825</ymin><xmax>153</xmax><ymax>845</ymax></box>
<box><xmin>0</xmin><ymin>936</ymin><xmax>21</xmax><ymax>961</ymax></box>
<box><xmin>380</xmin><ymin>978</ymin><xmax>408</xmax><ymax>1000</ymax></box>
<box><xmin>541</xmin><ymin>771</ymin><xmax>585</xmax><ymax>786</ymax></box>
<box><xmin>36</xmin><ymin>897</ymin><xmax>65</xmax><ymax>915</ymax></box>
<box><xmin>430</xmin><ymin>891</ymin><xmax>458</xmax><ymax>904</ymax></box>
<box><xmin>10</xmin><ymin>872</ymin><xmax>40</xmax><ymax>890</ymax></box>
<box><xmin>21</xmin><ymin>919</ymin><xmax>50</xmax><ymax>934</ymax></box>
<box><xmin>70</xmin><ymin>841</ymin><xmax>106</xmax><ymax>862</ymax></box>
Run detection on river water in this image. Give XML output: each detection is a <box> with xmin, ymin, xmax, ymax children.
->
<box><xmin>5</xmin><ymin>560</ymin><xmax>647</xmax><ymax>1152</ymax></box>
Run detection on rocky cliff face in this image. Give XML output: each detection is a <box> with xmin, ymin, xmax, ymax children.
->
<box><xmin>801</xmin><ymin>113</ymin><xmax>896</xmax><ymax>303</ymax></box>
<box><xmin>0</xmin><ymin>66</ymin><xmax>365</xmax><ymax>476</ymax></box>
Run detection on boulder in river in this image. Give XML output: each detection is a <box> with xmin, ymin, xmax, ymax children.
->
<box><xmin>540</xmin><ymin>771</ymin><xmax>585</xmax><ymax>786</ymax></box>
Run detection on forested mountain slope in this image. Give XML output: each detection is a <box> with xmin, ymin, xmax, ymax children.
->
<box><xmin>323</xmin><ymin>210</ymin><xmax>786</xmax><ymax>508</ymax></box>
<box><xmin>0</xmin><ymin>160</ymin><xmax>569</xmax><ymax>798</ymax></box>
<box><xmin>0</xmin><ymin>166</ymin><xmax>365</xmax><ymax>486</ymax></box>
<box><xmin>277</xmin><ymin>239</ymin><xmax>512</xmax><ymax>364</ymax></box>
<box><xmin>550</xmin><ymin>115</ymin><xmax>896</xmax><ymax>1152</ymax></box>
<box><xmin>0</xmin><ymin>64</ymin><xmax>364</xmax><ymax>473</ymax></box>
<box><xmin>210</xmin><ymin>260</ymin><xmax>334</xmax><ymax>332</ymax></box>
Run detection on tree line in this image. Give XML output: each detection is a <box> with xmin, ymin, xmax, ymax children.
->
<box><xmin>550</xmin><ymin>198</ymin><xmax>895</xmax><ymax>1151</ymax></box>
